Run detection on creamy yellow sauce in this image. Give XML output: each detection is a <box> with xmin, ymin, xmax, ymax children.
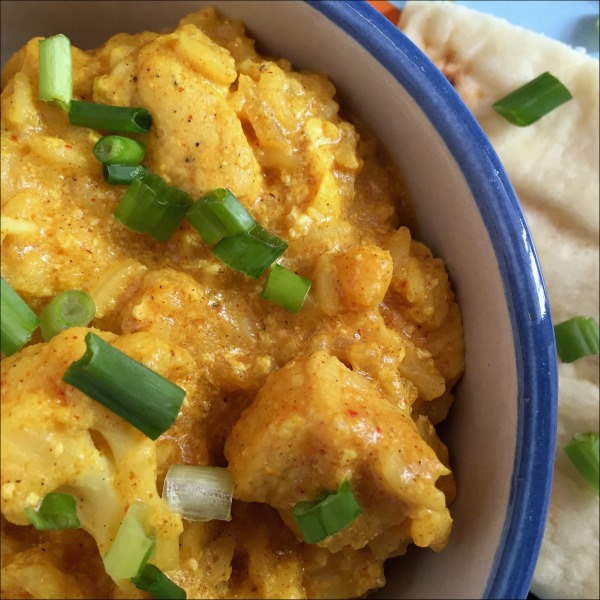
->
<box><xmin>1</xmin><ymin>7</ymin><xmax>464</xmax><ymax>599</ymax></box>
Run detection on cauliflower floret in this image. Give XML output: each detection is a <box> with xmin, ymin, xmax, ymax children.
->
<box><xmin>224</xmin><ymin>351</ymin><xmax>452</xmax><ymax>555</ymax></box>
<box><xmin>93</xmin><ymin>24</ymin><xmax>263</xmax><ymax>203</ymax></box>
<box><xmin>312</xmin><ymin>245</ymin><xmax>394</xmax><ymax>315</ymax></box>
<box><xmin>0</xmin><ymin>327</ymin><xmax>197</xmax><ymax>572</ymax></box>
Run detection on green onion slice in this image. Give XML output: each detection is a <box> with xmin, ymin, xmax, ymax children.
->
<box><xmin>554</xmin><ymin>316</ymin><xmax>599</xmax><ymax>363</ymax></box>
<box><xmin>115</xmin><ymin>172</ymin><xmax>192</xmax><ymax>241</ymax></box>
<box><xmin>39</xmin><ymin>290</ymin><xmax>96</xmax><ymax>342</ymax></box>
<box><xmin>292</xmin><ymin>480</ymin><xmax>361</xmax><ymax>544</ymax></box>
<box><xmin>24</xmin><ymin>493</ymin><xmax>80</xmax><ymax>530</ymax></box>
<box><xmin>103</xmin><ymin>163</ymin><xmax>148</xmax><ymax>185</ymax></box>
<box><xmin>186</xmin><ymin>188</ymin><xmax>255</xmax><ymax>245</ymax></box>
<box><xmin>1</xmin><ymin>277</ymin><xmax>40</xmax><ymax>357</ymax></box>
<box><xmin>150</xmin><ymin>185</ymin><xmax>194</xmax><ymax>242</ymax></box>
<box><xmin>38</xmin><ymin>34</ymin><xmax>72</xmax><ymax>111</ymax></box>
<box><xmin>260</xmin><ymin>264</ymin><xmax>311</xmax><ymax>313</ymax></box>
<box><xmin>114</xmin><ymin>174</ymin><xmax>162</xmax><ymax>233</ymax></box>
<box><xmin>93</xmin><ymin>135</ymin><xmax>146</xmax><ymax>165</ymax></box>
<box><xmin>211</xmin><ymin>224</ymin><xmax>288</xmax><ymax>279</ymax></box>
<box><xmin>131</xmin><ymin>563</ymin><xmax>187</xmax><ymax>600</ymax></box>
<box><xmin>69</xmin><ymin>101</ymin><xmax>152</xmax><ymax>133</ymax></box>
<box><xmin>492</xmin><ymin>72</ymin><xmax>573</xmax><ymax>126</ymax></box>
<box><xmin>137</xmin><ymin>171</ymin><xmax>168</xmax><ymax>196</ymax></box>
<box><xmin>162</xmin><ymin>464</ymin><xmax>233</xmax><ymax>522</ymax></box>
<box><xmin>564</xmin><ymin>432</ymin><xmax>599</xmax><ymax>495</ymax></box>
<box><xmin>62</xmin><ymin>332</ymin><xmax>186</xmax><ymax>440</ymax></box>
<box><xmin>103</xmin><ymin>502</ymin><xmax>155</xmax><ymax>580</ymax></box>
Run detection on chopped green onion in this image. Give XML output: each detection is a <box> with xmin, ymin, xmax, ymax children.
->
<box><xmin>261</xmin><ymin>264</ymin><xmax>311</xmax><ymax>313</ymax></box>
<box><xmin>162</xmin><ymin>464</ymin><xmax>233</xmax><ymax>522</ymax></box>
<box><xmin>114</xmin><ymin>172</ymin><xmax>192</xmax><ymax>241</ymax></box>
<box><xmin>38</xmin><ymin>34</ymin><xmax>72</xmax><ymax>111</ymax></box>
<box><xmin>564</xmin><ymin>432</ymin><xmax>599</xmax><ymax>495</ymax></box>
<box><xmin>93</xmin><ymin>135</ymin><xmax>146</xmax><ymax>165</ymax></box>
<box><xmin>62</xmin><ymin>332</ymin><xmax>185</xmax><ymax>440</ymax></box>
<box><xmin>211</xmin><ymin>224</ymin><xmax>288</xmax><ymax>279</ymax></box>
<box><xmin>131</xmin><ymin>563</ymin><xmax>187</xmax><ymax>600</ymax></box>
<box><xmin>103</xmin><ymin>163</ymin><xmax>148</xmax><ymax>185</ymax></box>
<box><xmin>24</xmin><ymin>493</ymin><xmax>80</xmax><ymax>530</ymax></box>
<box><xmin>114</xmin><ymin>174</ymin><xmax>162</xmax><ymax>233</ymax></box>
<box><xmin>39</xmin><ymin>290</ymin><xmax>96</xmax><ymax>342</ymax></box>
<box><xmin>1</xmin><ymin>277</ymin><xmax>40</xmax><ymax>357</ymax></box>
<box><xmin>150</xmin><ymin>185</ymin><xmax>194</xmax><ymax>242</ymax></box>
<box><xmin>186</xmin><ymin>188</ymin><xmax>255</xmax><ymax>245</ymax></box>
<box><xmin>554</xmin><ymin>316</ymin><xmax>599</xmax><ymax>363</ymax></box>
<box><xmin>137</xmin><ymin>171</ymin><xmax>168</xmax><ymax>196</ymax></box>
<box><xmin>493</xmin><ymin>72</ymin><xmax>573</xmax><ymax>126</ymax></box>
<box><xmin>292</xmin><ymin>480</ymin><xmax>361</xmax><ymax>544</ymax></box>
<box><xmin>69</xmin><ymin>101</ymin><xmax>152</xmax><ymax>133</ymax></box>
<box><xmin>103</xmin><ymin>502</ymin><xmax>155</xmax><ymax>580</ymax></box>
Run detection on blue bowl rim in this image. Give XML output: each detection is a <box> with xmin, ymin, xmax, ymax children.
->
<box><xmin>305</xmin><ymin>1</ymin><xmax>558</xmax><ymax>598</ymax></box>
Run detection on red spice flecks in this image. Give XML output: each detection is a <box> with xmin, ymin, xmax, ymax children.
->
<box><xmin>10</xmin><ymin>134</ymin><xmax>18</xmax><ymax>142</ymax></box>
<box><xmin>129</xmin><ymin>472</ymin><xmax>136</xmax><ymax>481</ymax></box>
<box><xmin>178</xmin><ymin>86</ymin><xmax>185</xmax><ymax>92</ymax></box>
<box><xmin>347</xmin><ymin>409</ymin><xmax>359</xmax><ymax>417</ymax></box>
<box><xmin>64</xmin><ymin>144</ymin><xmax>73</xmax><ymax>149</ymax></box>
<box><xmin>90</xmin><ymin>197</ymin><xmax>96</xmax><ymax>203</ymax></box>
<box><xmin>375</xmin><ymin>426</ymin><xmax>382</xmax><ymax>434</ymax></box>
<box><xmin>187</xmin><ymin>114</ymin><xmax>193</xmax><ymax>122</ymax></box>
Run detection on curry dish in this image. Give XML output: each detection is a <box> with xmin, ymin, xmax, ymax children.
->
<box><xmin>0</xmin><ymin>7</ymin><xmax>465</xmax><ymax>599</ymax></box>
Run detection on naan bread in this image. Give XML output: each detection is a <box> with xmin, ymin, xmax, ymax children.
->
<box><xmin>398</xmin><ymin>3</ymin><xmax>599</xmax><ymax>599</ymax></box>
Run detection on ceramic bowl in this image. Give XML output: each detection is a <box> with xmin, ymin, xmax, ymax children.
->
<box><xmin>0</xmin><ymin>1</ymin><xmax>558</xmax><ymax>598</ymax></box>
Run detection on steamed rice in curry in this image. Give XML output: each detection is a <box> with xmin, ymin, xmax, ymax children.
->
<box><xmin>0</xmin><ymin>8</ymin><xmax>464</xmax><ymax>599</ymax></box>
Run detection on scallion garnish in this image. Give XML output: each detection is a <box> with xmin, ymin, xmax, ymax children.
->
<box><xmin>131</xmin><ymin>563</ymin><xmax>187</xmax><ymax>600</ymax></box>
<box><xmin>114</xmin><ymin>174</ymin><xmax>162</xmax><ymax>233</ymax></box>
<box><xmin>150</xmin><ymin>185</ymin><xmax>194</xmax><ymax>242</ymax></box>
<box><xmin>292</xmin><ymin>480</ymin><xmax>361</xmax><ymax>544</ymax></box>
<box><xmin>24</xmin><ymin>493</ymin><xmax>80</xmax><ymax>530</ymax></box>
<box><xmin>137</xmin><ymin>171</ymin><xmax>168</xmax><ymax>196</ymax></box>
<box><xmin>103</xmin><ymin>502</ymin><xmax>155</xmax><ymax>580</ymax></box>
<box><xmin>186</xmin><ymin>188</ymin><xmax>255</xmax><ymax>245</ymax></box>
<box><xmin>69</xmin><ymin>101</ymin><xmax>152</xmax><ymax>133</ymax></box>
<box><xmin>564</xmin><ymin>432</ymin><xmax>599</xmax><ymax>495</ymax></box>
<box><xmin>1</xmin><ymin>277</ymin><xmax>40</xmax><ymax>357</ymax></box>
<box><xmin>114</xmin><ymin>172</ymin><xmax>192</xmax><ymax>241</ymax></box>
<box><xmin>93</xmin><ymin>135</ymin><xmax>146</xmax><ymax>165</ymax></box>
<box><xmin>39</xmin><ymin>290</ymin><xmax>96</xmax><ymax>342</ymax></box>
<box><xmin>62</xmin><ymin>332</ymin><xmax>186</xmax><ymax>440</ymax></box>
<box><xmin>492</xmin><ymin>72</ymin><xmax>573</xmax><ymax>126</ymax></box>
<box><xmin>103</xmin><ymin>163</ymin><xmax>148</xmax><ymax>185</ymax></box>
<box><xmin>162</xmin><ymin>464</ymin><xmax>233</xmax><ymax>522</ymax></box>
<box><xmin>260</xmin><ymin>264</ymin><xmax>311</xmax><ymax>313</ymax></box>
<box><xmin>554</xmin><ymin>316</ymin><xmax>599</xmax><ymax>363</ymax></box>
<box><xmin>38</xmin><ymin>34</ymin><xmax>72</xmax><ymax>111</ymax></box>
<box><xmin>211</xmin><ymin>224</ymin><xmax>288</xmax><ymax>279</ymax></box>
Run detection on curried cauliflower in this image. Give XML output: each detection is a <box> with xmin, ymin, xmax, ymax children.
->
<box><xmin>0</xmin><ymin>328</ymin><xmax>197</xmax><ymax>572</ymax></box>
<box><xmin>1</xmin><ymin>6</ymin><xmax>464</xmax><ymax>598</ymax></box>
<box><xmin>225</xmin><ymin>351</ymin><xmax>453</xmax><ymax>554</ymax></box>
